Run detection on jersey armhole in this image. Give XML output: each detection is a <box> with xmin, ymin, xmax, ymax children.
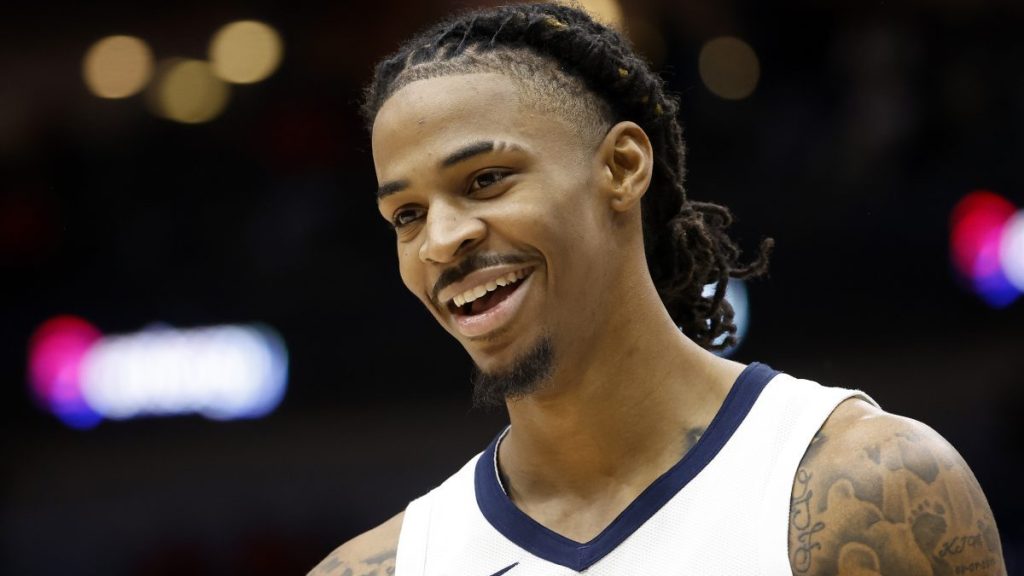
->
<box><xmin>756</xmin><ymin>380</ymin><xmax>877</xmax><ymax>574</ymax></box>
<box><xmin>395</xmin><ymin>493</ymin><xmax>433</xmax><ymax>575</ymax></box>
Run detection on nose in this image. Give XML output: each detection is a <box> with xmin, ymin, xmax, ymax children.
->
<box><xmin>418</xmin><ymin>198</ymin><xmax>485</xmax><ymax>264</ymax></box>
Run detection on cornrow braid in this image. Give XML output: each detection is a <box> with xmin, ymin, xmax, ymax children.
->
<box><xmin>362</xmin><ymin>2</ymin><xmax>773</xmax><ymax>351</ymax></box>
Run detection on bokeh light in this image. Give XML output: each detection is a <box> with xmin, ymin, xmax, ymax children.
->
<box><xmin>82</xmin><ymin>35</ymin><xmax>154</xmax><ymax>99</ymax></box>
<box><xmin>150</xmin><ymin>59</ymin><xmax>230</xmax><ymax>124</ymax></box>
<box><xmin>999</xmin><ymin>212</ymin><xmax>1024</xmax><ymax>292</ymax></box>
<box><xmin>81</xmin><ymin>323</ymin><xmax>288</xmax><ymax>421</ymax></box>
<box><xmin>27</xmin><ymin>318</ymin><xmax>289</xmax><ymax>428</ymax></box>
<box><xmin>699</xmin><ymin>36</ymin><xmax>761</xmax><ymax>101</ymax></box>
<box><xmin>566</xmin><ymin>0</ymin><xmax>624</xmax><ymax>28</ymax></box>
<box><xmin>209</xmin><ymin>20</ymin><xmax>284</xmax><ymax>84</ymax></box>
<box><xmin>702</xmin><ymin>279</ymin><xmax>750</xmax><ymax>356</ymax></box>
<box><xmin>950</xmin><ymin>190</ymin><xmax>1020</xmax><ymax>307</ymax></box>
<box><xmin>27</xmin><ymin>316</ymin><xmax>103</xmax><ymax>429</ymax></box>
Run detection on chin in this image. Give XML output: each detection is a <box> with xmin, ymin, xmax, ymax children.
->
<box><xmin>467</xmin><ymin>343</ymin><xmax>518</xmax><ymax>372</ymax></box>
<box><xmin>469</xmin><ymin>334</ymin><xmax>554</xmax><ymax>408</ymax></box>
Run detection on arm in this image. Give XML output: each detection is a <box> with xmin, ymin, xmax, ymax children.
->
<box><xmin>308</xmin><ymin>511</ymin><xmax>404</xmax><ymax>576</ymax></box>
<box><xmin>788</xmin><ymin>399</ymin><xmax>1006</xmax><ymax>576</ymax></box>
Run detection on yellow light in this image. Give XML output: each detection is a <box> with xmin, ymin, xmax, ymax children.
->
<box><xmin>82</xmin><ymin>35</ymin><xmax>154</xmax><ymax>99</ymax></box>
<box><xmin>149</xmin><ymin>59</ymin><xmax>230</xmax><ymax>124</ymax></box>
<box><xmin>558</xmin><ymin>0</ymin><xmax>623</xmax><ymax>29</ymax></box>
<box><xmin>699</xmin><ymin>36</ymin><xmax>761</xmax><ymax>101</ymax></box>
<box><xmin>209</xmin><ymin>20</ymin><xmax>284</xmax><ymax>84</ymax></box>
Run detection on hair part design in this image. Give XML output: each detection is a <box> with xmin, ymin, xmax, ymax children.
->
<box><xmin>362</xmin><ymin>2</ymin><xmax>773</xmax><ymax>350</ymax></box>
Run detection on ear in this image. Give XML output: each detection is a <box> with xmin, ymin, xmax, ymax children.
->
<box><xmin>597</xmin><ymin>121</ymin><xmax>654</xmax><ymax>213</ymax></box>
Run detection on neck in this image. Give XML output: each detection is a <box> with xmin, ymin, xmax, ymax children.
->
<box><xmin>499</xmin><ymin>267</ymin><xmax>745</xmax><ymax>502</ymax></box>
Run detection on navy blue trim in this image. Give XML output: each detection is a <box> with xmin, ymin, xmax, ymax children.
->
<box><xmin>474</xmin><ymin>362</ymin><xmax>779</xmax><ymax>571</ymax></box>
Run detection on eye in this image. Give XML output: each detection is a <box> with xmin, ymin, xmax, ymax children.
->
<box><xmin>469</xmin><ymin>169</ymin><xmax>511</xmax><ymax>193</ymax></box>
<box><xmin>391</xmin><ymin>206</ymin><xmax>426</xmax><ymax>229</ymax></box>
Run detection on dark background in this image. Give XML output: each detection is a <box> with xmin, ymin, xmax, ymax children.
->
<box><xmin>2</xmin><ymin>0</ymin><xmax>1022</xmax><ymax>574</ymax></box>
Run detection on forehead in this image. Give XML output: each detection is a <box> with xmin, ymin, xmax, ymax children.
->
<box><xmin>371</xmin><ymin>73</ymin><xmax>574</xmax><ymax>178</ymax></box>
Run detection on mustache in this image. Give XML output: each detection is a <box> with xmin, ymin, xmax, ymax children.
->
<box><xmin>431</xmin><ymin>252</ymin><xmax>531</xmax><ymax>306</ymax></box>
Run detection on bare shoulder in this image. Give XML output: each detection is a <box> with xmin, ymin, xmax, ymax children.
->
<box><xmin>307</xmin><ymin>511</ymin><xmax>405</xmax><ymax>576</ymax></box>
<box><xmin>788</xmin><ymin>397</ymin><xmax>1006</xmax><ymax>576</ymax></box>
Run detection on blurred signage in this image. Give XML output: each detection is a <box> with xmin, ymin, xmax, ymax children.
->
<box><xmin>28</xmin><ymin>316</ymin><xmax>288</xmax><ymax>429</ymax></box>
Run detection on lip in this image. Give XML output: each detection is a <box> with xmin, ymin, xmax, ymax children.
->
<box><xmin>451</xmin><ymin>270</ymin><xmax>534</xmax><ymax>339</ymax></box>
<box><xmin>437</xmin><ymin>264</ymin><xmax>535</xmax><ymax>307</ymax></box>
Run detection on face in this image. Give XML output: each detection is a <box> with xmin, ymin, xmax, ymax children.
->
<box><xmin>372</xmin><ymin>73</ymin><xmax>619</xmax><ymax>401</ymax></box>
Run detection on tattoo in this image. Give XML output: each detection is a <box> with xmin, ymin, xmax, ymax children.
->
<box><xmin>790</xmin><ymin>469</ymin><xmax>825</xmax><ymax>573</ymax></box>
<box><xmin>864</xmin><ymin>442</ymin><xmax>881</xmax><ymax>465</ymax></box>
<box><xmin>789</xmin><ymin>417</ymin><xmax>1006</xmax><ymax>576</ymax></box>
<box><xmin>940</xmin><ymin>532</ymin><xmax>984</xmax><ymax>558</ymax></box>
<box><xmin>682</xmin><ymin>426</ymin><xmax>705</xmax><ymax>454</ymax></box>
<box><xmin>309</xmin><ymin>549</ymin><xmax>396</xmax><ymax>576</ymax></box>
<box><xmin>955</xmin><ymin>556</ymin><xmax>998</xmax><ymax>574</ymax></box>
<box><xmin>804</xmin><ymin>430</ymin><xmax>828</xmax><ymax>462</ymax></box>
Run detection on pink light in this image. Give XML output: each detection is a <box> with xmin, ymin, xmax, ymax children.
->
<box><xmin>27</xmin><ymin>315</ymin><xmax>103</xmax><ymax>428</ymax></box>
<box><xmin>950</xmin><ymin>190</ymin><xmax>1015</xmax><ymax>281</ymax></box>
<box><xmin>949</xmin><ymin>190</ymin><xmax>1022</xmax><ymax>306</ymax></box>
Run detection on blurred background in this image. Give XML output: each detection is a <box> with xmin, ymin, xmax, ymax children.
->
<box><xmin>2</xmin><ymin>0</ymin><xmax>1022</xmax><ymax>574</ymax></box>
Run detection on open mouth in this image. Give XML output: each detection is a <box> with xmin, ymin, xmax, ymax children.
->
<box><xmin>447</xmin><ymin>268</ymin><xmax>533</xmax><ymax>317</ymax></box>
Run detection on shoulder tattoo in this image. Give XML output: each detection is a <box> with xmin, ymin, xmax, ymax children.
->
<box><xmin>308</xmin><ymin>548</ymin><xmax>396</xmax><ymax>576</ymax></box>
<box><xmin>789</xmin><ymin>421</ymin><xmax>1006</xmax><ymax>575</ymax></box>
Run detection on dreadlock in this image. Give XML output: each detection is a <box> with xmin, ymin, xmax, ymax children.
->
<box><xmin>361</xmin><ymin>2</ymin><xmax>773</xmax><ymax>351</ymax></box>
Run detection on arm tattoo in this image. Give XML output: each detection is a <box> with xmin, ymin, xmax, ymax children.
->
<box><xmin>791</xmin><ymin>468</ymin><xmax>825</xmax><ymax>572</ymax></box>
<box><xmin>789</xmin><ymin>423</ymin><xmax>1006</xmax><ymax>575</ymax></box>
<box><xmin>309</xmin><ymin>549</ymin><xmax>396</xmax><ymax>576</ymax></box>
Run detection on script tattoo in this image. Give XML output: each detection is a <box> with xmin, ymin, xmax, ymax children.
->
<box><xmin>788</xmin><ymin>407</ymin><xmax>1006</xmax><ymax>575</ymax></box>
<box><xmin>940</xmin><ymin>532</ymin><xmax>985</xmax><ymax>558</ymax></box>
<box><xmin>309</xmin><ymin>549</ymin><xmax>396</xmax><ymax>576</ymax></box>
<box><xmin>791</xmin><ymin>468</ymin><xmax>825</xmax><ymax>573</ymax></box>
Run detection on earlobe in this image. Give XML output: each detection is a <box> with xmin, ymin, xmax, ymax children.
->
<box><xmin>601</xmin><ymin>121</ymin><xmax>654</xmax><ymax>213</ymax></box>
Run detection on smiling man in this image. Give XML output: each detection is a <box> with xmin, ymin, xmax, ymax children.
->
<box><xmin>310</xmin><ymin>3</ymin><xmax>1006</xmax><ymax>575</ymax></box>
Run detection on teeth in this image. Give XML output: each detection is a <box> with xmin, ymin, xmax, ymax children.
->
<box><xmin>453</xmin><ymin>268</ymin><xmax>530</xmax><ymax>307</ymax></box>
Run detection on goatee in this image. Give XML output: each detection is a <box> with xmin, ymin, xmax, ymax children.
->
<box><xmin>470</xmin><ymin>336</ymin><xmax>554</xmax><ymax>408</ymax></box>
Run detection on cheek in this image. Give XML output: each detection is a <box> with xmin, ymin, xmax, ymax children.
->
<box><xmin>527</xmin><ymin>184</ymin><xmax>603</xmax><ymax>253</ymax></box>
<box><xmin>397</xmin><ymin>243</ymin><xmax>422</xmax><ymax>293</ymax></box>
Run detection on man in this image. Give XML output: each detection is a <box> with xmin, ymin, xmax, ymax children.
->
<box><xmin>311</xmin><ymin>3</ymin><xmax>1006</xmax><ymax>574</ymax></box>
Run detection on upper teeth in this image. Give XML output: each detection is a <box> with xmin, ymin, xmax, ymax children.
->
<box><xmin>452</xmin><ymin>269</ymin><xmax>529</xmax><ymax>308</ymax></box>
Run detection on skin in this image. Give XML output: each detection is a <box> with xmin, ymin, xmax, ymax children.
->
<box><xmin>789</xmin><ymin>399</ymin><xmax>1006</xmax><ymax>576</ymax></box>
<box><xmin>309</xmin><ymin>72</ymin><xmax>1006</xmax><ymax>574</ymax></box>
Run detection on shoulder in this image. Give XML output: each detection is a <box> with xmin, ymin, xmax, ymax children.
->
<box><xmin>787</xmin><ymin>397</ymin><xmax>1006</xmax><ymax>575</ymax></box>
<box><xmin>307</xmin><ymin>511</ymin><xmax>404</xmax><ymax>576</ymax></box>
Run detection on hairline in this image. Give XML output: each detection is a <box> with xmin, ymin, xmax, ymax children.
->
<box><xmin>373</xmin><ymin>47</ymin><xmax>615</xmax><ymax>146</ymax></box>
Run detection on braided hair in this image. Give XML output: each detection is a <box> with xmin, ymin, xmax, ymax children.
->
<box><xmin>362</xmin><ymin>2</ymin><xmax>773</xmax><ymax>351</ymax></box>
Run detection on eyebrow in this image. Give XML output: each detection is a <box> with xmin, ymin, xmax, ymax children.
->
<box><xmin>376</xmin><ymin>140</ymin><xmax>520</xmax><ymax>201</ymax></box>
<box><xmin>440</xmin><ymin>140</ymin><xmax>495</xmax><ymax>167</ymax></box>
<box><xmin>376</xmin><ymin>179</ymin><xmax>409</xmax><ymax>200</ymax></box>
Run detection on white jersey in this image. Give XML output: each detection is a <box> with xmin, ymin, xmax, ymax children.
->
<box><xmin>395</xmin><ymin>363</ymin><xmax>875</xmax><ymax>575</ymax></box>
